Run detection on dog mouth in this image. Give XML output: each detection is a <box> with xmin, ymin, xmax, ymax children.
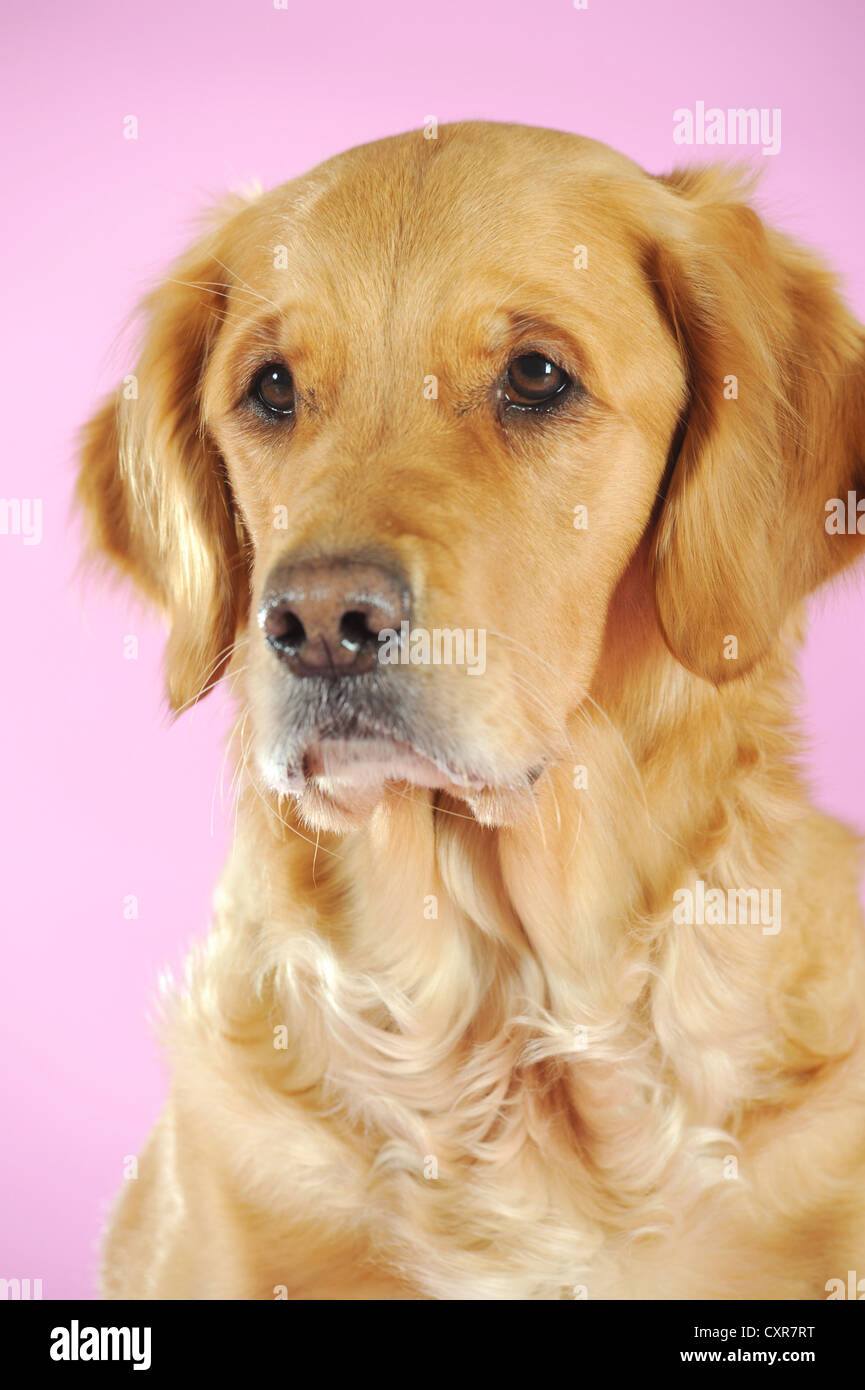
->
<box><xmin>283</xmin><ymin>733</ymin><xmax>485</xmax><ymax>794</ymax></box>
<box><xmin>260</xmin><ymin>680</ymin><xmax>543</xmax><ymax>807</ymax></box>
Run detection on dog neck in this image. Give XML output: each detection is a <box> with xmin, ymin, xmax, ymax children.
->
<box><xmin>220</xmin><ymin>601</ymin><xmax>855</xmax><ymax>1104</ymax></box>
<box><xmin>194</xmin><ymin>602</ymin><xmax>863</xmax><ymax>1267</ymax></box>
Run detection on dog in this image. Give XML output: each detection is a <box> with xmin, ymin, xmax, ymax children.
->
<box><xmin>79</xmin><ymin>121</ymin><xmax>865</xmax><ymax>1300</ymax></box>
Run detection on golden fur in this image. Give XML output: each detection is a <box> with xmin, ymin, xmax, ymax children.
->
<box><xmin>79</xmin><ymin>122</ymin><xmax>865</xmax><ymax>1299</ymax></box>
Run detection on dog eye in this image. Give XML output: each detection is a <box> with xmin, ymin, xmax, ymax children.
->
<box><xmin>504</xmin><ymin>353</ymin><xmax>570</xmax><ymax>408</ymax></box>
<box><xmin>251</xmin><ymin>363</ymin><xmax>295</xmax><ymax>417</ymax></box>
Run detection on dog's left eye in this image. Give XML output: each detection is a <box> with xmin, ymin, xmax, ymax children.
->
<box><xmin>504</xmin><ymin>353</ymin><xmax>571</xmax><ymax>408</ymax></box>
<box><xmin>250</xmin><ymin>362</ymin><xmax>295</xmax><ymax>417</ymax></box>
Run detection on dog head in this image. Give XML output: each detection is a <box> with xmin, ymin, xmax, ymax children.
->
<box><xmin>79</xmin><ymin>122</ymin><xmax>865</xmax><ymax>829</ymax></box>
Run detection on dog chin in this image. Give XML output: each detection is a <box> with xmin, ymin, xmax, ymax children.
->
<box><xmin>258</xmin><ymin>736</ymin><xmax>543</xmax><ymax>830</ymax></box>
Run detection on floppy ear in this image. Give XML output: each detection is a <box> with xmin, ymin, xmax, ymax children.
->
<box><xmin>78</xmin><ymin>203</ymin><xmax>250</xmax><ymax>712</ymax></box>
<box><xmin>646</xmin><ymin>166</ymin><xmax>865</xmax><ymax>683</ymax></box>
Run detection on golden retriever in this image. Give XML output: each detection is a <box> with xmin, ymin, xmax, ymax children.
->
<box><xmin>78</xmin><ymin>121</ymin><xmax>865</xmax><ymax>1300</ymax></box>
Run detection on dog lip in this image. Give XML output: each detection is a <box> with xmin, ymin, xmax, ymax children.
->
<box><xmin>287</xmin><ymin>733</ymin><xmax>486</xmax><ymax>792</ymax></box>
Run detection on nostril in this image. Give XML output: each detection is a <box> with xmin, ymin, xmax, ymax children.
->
<box><xmin>260</xmin><ymin>557</ymin><xmax>410</xmax><ymax>675</ymax></box>
<box><xmin>339</xmin><ymin>609</ymin><xmax>378</xmax><ymax>652</ymax></box>
<box><xmin>265</xmin><ymin>606</ymin><xmax>307</xmax><ymax>653</ymax></box>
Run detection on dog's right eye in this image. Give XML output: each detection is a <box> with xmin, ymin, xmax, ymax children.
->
<box><xmin>503</xmin><ymin>353</ymin><xmax>572</xmax><ymax>409</ymax></box>
<box><xmin>250</xmin><ymin>363</ymin><xmax>295</xmax><ymax>418</ymax></box>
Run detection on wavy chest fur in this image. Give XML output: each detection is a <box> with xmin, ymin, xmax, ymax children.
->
<box><xmin>163</xmin><ymin>648</ymin><xmax>865</xmax><ymax>1299</ymax></box>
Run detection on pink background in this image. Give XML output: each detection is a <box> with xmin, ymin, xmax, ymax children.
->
<box><xmin>2</xmin><ymin>0</ymin><xmax>864</xmax><ymax>1298</ymax></box>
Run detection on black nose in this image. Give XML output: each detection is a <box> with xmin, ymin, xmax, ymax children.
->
<box><xmin>259</xmin><ymin>556</ymin><xmax>411</xmax><ymax>676</ymax></box>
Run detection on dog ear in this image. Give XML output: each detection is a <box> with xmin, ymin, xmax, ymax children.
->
<box><xmin>645</xmin><ymin>166</ymin><xmax>865</xmax><ymax>683</ymax></box>
<box><xmin>78</xmin><ymin>200</ymin><xmax>251</xmax><ymax>712</ymax></box>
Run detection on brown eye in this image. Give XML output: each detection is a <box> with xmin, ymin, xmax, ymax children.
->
<box><xmin>252</xmin><ymin>362</ymin><xmax>295</xmax><ymax>417</ymax></box>
<box><xmin>504</xmin><ymin>353</ymin><xmax>570</xmax><ymax>408</ymax></box>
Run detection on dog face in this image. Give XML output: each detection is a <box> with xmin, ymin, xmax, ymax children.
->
<box><xmin>201</xmin><ymin>128</ymin><xmax>686</xmax><ymax>826</ymax></box>
<box><xmin>79</xmin><ymin>123</ymin><xmax>865</xmax><ymax>830</ymax></box>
